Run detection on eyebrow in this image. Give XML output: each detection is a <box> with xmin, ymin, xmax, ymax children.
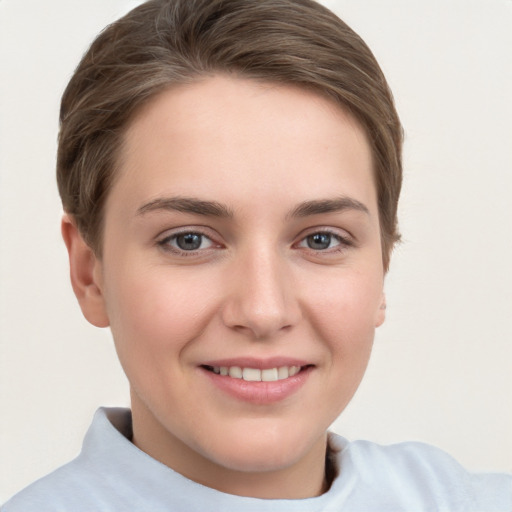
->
<box><xmin>137</xmin><ymin>197</ymin><xmax>234</xmax><ymax>218</ymax></box>
<box><xmin>289</xmin><ymin>197</ymin><xmax>370</xmax><ymax>218</ymax></box>
<box><xmin>136</xmin><ymin>195</ymin><xmax>369</xmax><ymax>219</ymax></box>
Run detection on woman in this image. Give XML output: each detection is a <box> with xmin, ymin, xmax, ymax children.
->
<box><xmin>2</xmin><ymin>0</ymin><xmax>510</xmax><ymax>510</ymax></box>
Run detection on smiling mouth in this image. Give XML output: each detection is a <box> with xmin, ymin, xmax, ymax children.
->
<box><xmin>202</xmin><ymin>365</ymin><xmax>312</xmax><ymax>382</ymax></box>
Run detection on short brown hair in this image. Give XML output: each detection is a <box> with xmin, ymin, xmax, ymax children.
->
<box><xmin>57</xmin><ymin>0</ymin><xmax>403</xmax><ymax>270</ymax></box>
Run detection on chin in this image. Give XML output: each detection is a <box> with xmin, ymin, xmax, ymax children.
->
<box><xmin>200</xmin><ymin>421</ymin><xmax>326</xmax><ymax>473</ymax></box>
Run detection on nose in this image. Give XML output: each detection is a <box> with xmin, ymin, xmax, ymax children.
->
<box><xmin>221</xmin><ymin>246</ymin><xmax>302</xmax><ymax>339</ymax></box>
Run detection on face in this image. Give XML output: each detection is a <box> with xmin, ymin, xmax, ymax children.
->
<box><xmin>68</xmin><ymin>75</ymin><xmax>385</xmax><ymax>496</ymax></box>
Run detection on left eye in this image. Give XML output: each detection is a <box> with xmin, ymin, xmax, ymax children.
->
<box><xmin>298</xmin><ymin>232</ymin><xmax>342</xmax><ymax>251</ymax></box>
<box><xmin>161</xmin><ymin>232</ymin><xmax>214</xmax><ymax>252</ymax></box>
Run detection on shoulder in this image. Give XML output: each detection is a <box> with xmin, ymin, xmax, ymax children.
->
<box><xmin>1</xmin><ymin>408</ymin><xmax>138</xmax><ymax>512</ymax></box>
<box><xmin>1</xmin><ymin>456</ymin><xmax>102</xmax><ymax>512</ymax></box>
<box><xmin>331</xmin><ymin>434</ymin><xmax>512</xmax><ymax>511</ymax></box>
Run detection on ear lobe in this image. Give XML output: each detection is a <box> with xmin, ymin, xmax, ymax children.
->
<box><xmin>375</xmin><ymin>293</ymin><xmax>386</xmax><ymax>327</ymax></box>
<box><xmin>61</xmin><ymin>215</ymin><xmax>110</xmax><ymax>328</ymax></box>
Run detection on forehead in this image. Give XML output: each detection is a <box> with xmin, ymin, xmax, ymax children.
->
<box><xmin>112</xmin><ymin>75</ymin><xmax>376</xmax><ymax>216</ymax></box>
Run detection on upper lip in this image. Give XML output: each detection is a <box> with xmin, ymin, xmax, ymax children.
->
<box><xmin>200</xmin><ymin>357</ymin><xmax>313</xmax><ymax>370</ymax></box>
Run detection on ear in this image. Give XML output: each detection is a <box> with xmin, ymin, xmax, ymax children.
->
<box><xmin>375</xmin><ymin>292</ymin><xmax>386</xmax><ymax>327</ymax></box>
<box><xmin>61</xmin><ymin>215</ymin><xmax>110</xmax><ymax>328</ymax></box>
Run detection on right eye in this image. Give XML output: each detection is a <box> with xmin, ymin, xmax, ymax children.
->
<box><xmin>158</xmin><ymin>231</ymin><xmax>215</xmax><ymax>253</ymax></box>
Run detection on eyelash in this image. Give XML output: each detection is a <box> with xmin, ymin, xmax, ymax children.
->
<box><xmin>157</xmin><ymin>229</ymin><xmax>218</xmax><ymax>256</ymax></box>
<box><xmin>296</xmin><ymin>229</ymin><xmax>354</xmax><ymax>253</ymax></box>
<box><xmin>156</xmin><ymin>228</ymin><xmax>354</xmax><ymax>257</ymax></box>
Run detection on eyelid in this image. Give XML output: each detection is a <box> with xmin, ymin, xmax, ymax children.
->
<box><xmin>297</xmin><ymin>226</ymin><xmax>354</xmax><ymax>242</ymax></box>
<box><xmin>156</xmin><ymin>224</ymin><xmax>218</xmax><ymax>240</ymax></box>
<box><xmin>294</xmin><ymin>226</ymin><xmax>355</xmax><ymax>251</ymax></box>
<box><xmin>156</xmin><ymin>226</ymin><xmax>223</xmax><ymax>255</ymax></box>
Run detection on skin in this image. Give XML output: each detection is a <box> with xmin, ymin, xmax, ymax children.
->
<box><xmin>63</xmin><ymin>75</ymin><xmax>386</xmax><ymax>499</ymax></box>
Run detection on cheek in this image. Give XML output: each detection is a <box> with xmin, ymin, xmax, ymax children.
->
<box><xmin>306</xmin><ymin>270</ymin><xmax>380</xmax><ymax>402</ymax></box>
<box><xmin>103</xmin><ymin>266</ymin><xmax>220</xmax><ymax>365</ymax></box>
<box><xmin>301</xmin><ymin>266</ymin><xmax>381</xmax><ymax>393</ymax></box>
<box><xmin>301</xmin><ymin>267</ymin><xmax>383</xmax><ymax>339</ymax></box>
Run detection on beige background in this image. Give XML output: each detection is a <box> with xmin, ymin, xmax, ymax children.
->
<box><xmin>1</xmin><ymin>0</ymin><xmax>511</xmax><ymax>502</ymax></box>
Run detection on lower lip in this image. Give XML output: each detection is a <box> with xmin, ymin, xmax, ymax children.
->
<box><xmin>200</xmin><ymin>366</ymin><xmax>313</xmax><ymax>404</ymax></box>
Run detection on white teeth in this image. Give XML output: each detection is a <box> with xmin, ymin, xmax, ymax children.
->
<box><xmin>289</xmin><ymin>366</ymin><xmax>300</xmax><ymax>377</ymax></box>
<box><xmin>228</xmin><ymin>366</ymin><xmax>243</xmax><ymax>379</ymax></box>
<box><xmin>261</xmin><ymin>368</ymin><xmax>278</xmax><ymax>382</ymax></box>
<box><xmin>212</xmin><ymin>365</ymin><xmax>304</xmax><ymax>381</ymax></box>
<box><xmin>243</xmin><ymin>368</ymin><xmax>261</xmax><ymax>381</ymax></box>
<box><xmin>278</xmin><ymin>366</ymin><xmax>289</xmax><ymax>379</ymax></box>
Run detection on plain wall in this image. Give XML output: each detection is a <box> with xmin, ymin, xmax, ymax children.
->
<box><xmin>1</xmin><ymin>0</ymin><xmax>511</xmax><ymax>502</ymax></box>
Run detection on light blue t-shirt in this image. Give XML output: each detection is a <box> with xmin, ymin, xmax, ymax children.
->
<box><xmin>3</xmin><ymin>408</ymin><xmax>511</xmax><ymax>511</ymax></box>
